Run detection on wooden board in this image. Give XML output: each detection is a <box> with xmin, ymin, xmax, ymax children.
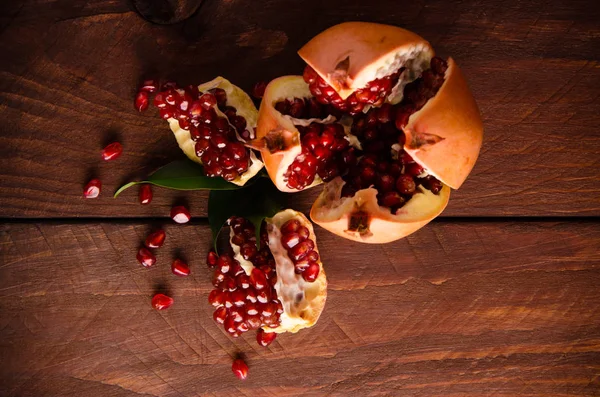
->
<box><xmin>1</xmin><ymin>221</ymin><xmax>599</xmax><ymax>396</ymax></box>
<box><xmin>1</xmin><ymin>0</ymin><xmax>600</xmax><ymax>218</ymax></box>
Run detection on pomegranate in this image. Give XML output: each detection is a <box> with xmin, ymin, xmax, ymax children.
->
<box><xmin>255</xmin><ymin>22</ymin><xmax>483</xmax><ymax>243</ymax></box>
<box><xmin>170</xmin><ymin>205</ymin><xmax>191</xmax><ymax>223</ymax></box>
<box><xmin>232</xmin><ymin>358</ymin><xmax>249</xmax><ymax>380</ymax></box>
<box><xmin>207</xmin><ymin>209</ymin><xmax>326</xmax><ymax>342</ymax></box>
<box><xmin>83</xmin><ymin>178</ymin><xmax>101</xmax><ymax>199</ymax></box>
<box><xmin>146</xmin><ymin>77</ymin><xmax>264</xmax><ymax>185</ymax></box>
<box><xmin>101</xmin><ymin>142</ymin><xmax>123</xmax><ymax>161</ymax></box>
<box><xmin>152</xmin><ymin>293</ymin><xmax>174</xmax><ymax>310</ymax></box>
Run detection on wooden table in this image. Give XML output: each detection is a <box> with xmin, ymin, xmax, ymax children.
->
<box><xmin>1</xmin><ymin>0</ymin><xmax>599</xmax><ymax>395</ymax></box>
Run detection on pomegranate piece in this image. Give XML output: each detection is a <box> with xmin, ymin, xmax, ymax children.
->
<box><xmin>101</xmin><ymin>142</ymin><xmax>123</xmax><ymax>161</ymax></box>
<box><xmin>252</xmin><ymin>81</ymin><xmax>268</xmax><ymax>99</ymax></box>
<box><xmin>170</xmin><ymin>205</ymin><xmax>191</xmax><ymax>223</ymax></box>
<box><xmin>83</xmin><ymin>178</ymin><xmax>101</xmax><ymax>199</ymax></box>
<box><xmin>151</xmin><ymin>293</ymin><xmax>174</xmax><ymax>310</ymax></box>
<box><xmin>145</xmin><ymin>229</ymin><xmax>166</xmax><ymax>248</ymax></box>
<box><xmin>232</xmin><ymin>358</ymin><xmax>249</xmax><ymax>380</ymax></box>
<box><xmin>137</xmin><ymin>247</ymin><xmax>156</xmax><ymax>268</ymax></box>
<box><xmin>171</xmin><ymin>259</ymin><xmax>190</xmax><ymax>276</ymax></box>
<box><xmin>135</xmin><ymin>91</ymin><xmax>149</xmax><ymax>112</ymax></box>
<box><xmin>256</xmin><ymin>328</ymin><xmax>277</xmax><ymax>347</ymax></box>
<box><xmin>139</xmin><ymin>184</ymin><xmax>153</xmax><ymax>205</ymax></box>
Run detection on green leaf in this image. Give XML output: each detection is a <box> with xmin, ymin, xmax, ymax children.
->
<box><xmin>208</xmin><ymin>178</ymin><xmax>285</xmax><ymax>253</ymax></box>
<box><xmin>114</xmin><ymin>159</ymin><xmax>242</xmax><ymax>197</ymax></box>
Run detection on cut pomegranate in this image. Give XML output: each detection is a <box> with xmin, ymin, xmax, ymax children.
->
<box><xmin>148</xmin><ymin>77</ymin><xmax>263</xmax><ymax>186</ymax></box>
<box><xmin>135</xmin><ymin>91</ymin><xmax>149</xmax><ymax>112</ymax></box>
<box><xmin>83</xmin><ymin>178</ymin><xmax>101</xmax><ymax>199</ymax></box>
<box><xmin>232</xmin><ymin>358</ymin><xmax>248</xmax><ymax>380</ymax></box>
<box><xmin>137</xmin><ymin>247</ymin><xmax>156</xmax><ymax>268</ymax></box>
<box><xmin>151</xmin><ymin>293</ymin><xmax>174</xmax><ymax>310</ymax></box>
<box><xmin>170</xmin><ymin>205</ymin><xmax>191</xmax><ymax>223</ymax></box>
<box><xmin>139</xmin><ymin>184</ymin><xmax>153</xmax><ymax>205</ymax></box>
<box><xmin>145</xmin><ymin>229</ymin><xmax>166</xmax><ymax>248</ymax></box>
<box><xmin>171</xmin><ymin>259</ymin><xmax>190</xmax><ymax>276</ymax></box>
<box><xmin>101</xmin><ymin>142</ymin><xmax>123</xmax><ymax>161</ymax></box>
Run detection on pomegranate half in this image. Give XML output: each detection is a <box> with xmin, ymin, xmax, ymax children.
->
<box><xmin>208</xmin><ymin>209</ymin><xmax>327</xmax><ymax>340</ymax></box>
<box><xmin>256</xmin><ymin>22</ymin><xmax>483</xmax><ymax>243</ymax></box>
<box><xmin>159</xmin><ymin>77</ymin><xmax>263</xmax><ymax>186</ymax></box>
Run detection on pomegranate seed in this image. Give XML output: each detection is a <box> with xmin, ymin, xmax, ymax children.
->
<box><xmin>376</xmin><ymin>174</ymin><xmax>395</xmax><ymax>192</ymax></box>
<box><xmin>289</xmin><ymin>240</ymin><xmax>315</xmax><ymax>262</ymax></box>
<box><xmin>224</xmin><ymin>315</ymin><xmax>237</xmax><ymax>333</ymax></box>
<box><xmin>379</xmin><ymin>191</ymin><xmax>405</xmax><ymax>208</ymax></box>
<box><xmin>252</xmin><ymin>81</ymin><xmax>267</xmax><ymax>99</ymax></box>
<box><xmin>139</xmin><ymin>79</ymin><xmax>158</xmax><ymax>93</ymax></box>
<box><xmin>232</xmin><ymin>358</ymin><xmax>248</xmax><ymax>380</ymax></box>
<box><xmin>223</xmin><ymin>291</ymin><xmax>233</xmax><ymax>308</ymax></box>
<box><xmin>237</xmin><ymin>274</ymin><xmax>251</xmax><ymax>289</ymax></box>
<box><xmin>208</xmin><ymin>289</ymin><xmax>224</xmax><ymax>307</ymax></box>
<box><xmin>229</xmin><ymin>307</ymin><xmax>245</xmax><ymax>322</ymax></box>
<box><xmin>230</xmin><ymin>261</ymin><xmax>245</xmax><ymax>277</ymax></box>
<box><xmin>281</xmin><ymin>233</ymin><xmax>301</xmax><ymax>249</ymax></box>
<box><xmin>206</xmin><ymin>251</ymin><xmax>218</xmax><ymax>267</ymax></box>
<box><xmin>213</xmin><ymin>306</ymin><xmax>227</xmax><ymax>324</ymax></box>
<box><xmin>210</xmin><ymin>88</ymin><xmax>227</xmax><ymax>106</ymax></box>
<box><xmin>396</xmin><ymin>175</ymin><xmax>416</xmax><ymax>195</ymax></box>
<box><xmin>170</xmin><ymin>205</ymin><xmax>191</xmax><ymax>223</ymax></box>
<box><xmin>145</xmin><ymin>229</ymin><xmax>166</xmax><ymax>248</ymax></box>
<box><xmin>237</xmin><ymin>321</ymin><xmax>249</xmax><ymax>333</ymax></box>
<box><xmin>245</xmin><ymin>288</ymin><xmax>257</xmax><ymax>303</ymax></box>
<box><xmin>246</xmin><ymin>302</ymin><xmax>259</xmax><ymax>316</ymax></box>
<box><xmin>260</xmin><ymin>302</ymin><xmax>276</xmax><ymax>317</ymax></box>
<box><xmin>136</xmin><ymin>247</ymin><xmax>156</xmax><ymax>268</ymax></box>
<box><xmin>257</xmin><ymin>289</ymin><xmax>271</xmax><ymax>304</ymax></box>
<box><xmin>223</xmin><ymin>276</ymin><xmax>237</xmax><ymax>292</ymax></box>
<box><xmin>101</xmin><ymin>142</ymin><xmax>123</xmax><ymax>161</ymax></box>
<box><xmin>250</xmin><ymin>268</ymin><xmax>268</xmax><ymax>290</ymax></box>
<box><xmin>171</xmin><ymin>259</ymin><xmax>190</xmax><ymax>276</ymax></box>
<box><xmin>151</xmin><ymin>293</ymin><xmax>173</xmax><ymax>310</ymax></box>
<box><xmin>199</xmin><ymin>93</ymin><xmax>216</xmax><ymax>110</ymax></box>
<box><xmin>212</xmin><ymin>271</ymin><xmax>226</xmax><ymax>287</ymax></box>
<box><xmin>232</xmin><ymin>289</ymin><xmax>246</xmax><ymax>307</ymax></box>
<box><xmin>217</xmin><ymin>255</ymin><xmax>232</xmax><ymax>273</ymax></box>
<box><xmin>256</xmin><ymin>328</ymin><xmax>277</xmax><ymax>347</ymax></box>
<box><xmin>139</xmin><ymin>184</ymin><xmax>152</xmax><ymax>205</ymax></box>
<box><xmin>135</xmin><ymin>91</ymin><xmax>149</xmax><ymax>112</ymax></box>
<box><xmin>405</xmin><ymin>163</ymin><xmax>424</xmax><ymax>177</ymax></box>
<box><xmin>247</xmin><ymin>315</ymin><xmax>261</xmax><ymax>329</ymax></box>
<box><xmin>281</xmin><ymin>219</ymin><xmax>301</xmax><ymax>234</ymax></box>
<box><xmin>302</xmin><ymin>262</ymin><xmax>320</xmax><ymax>282</ymax></box>
<box><xmin>83</xmin><ymin>178</ymin><xmax>101</xmax><ymax>199</ymax></box>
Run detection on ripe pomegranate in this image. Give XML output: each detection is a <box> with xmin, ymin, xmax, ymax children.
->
<box><xmin>142</xmin><ymin>77</ymin><xmax>264</xmax><ymax>185</ymax></box>
<box><xmin>207</xmin><ymin>209</ymin><xmax>326</xmax><ymax>342</ymax></box>
<box><xmin>255</xmin><ymin>22</ymin><xmax>483</xmax><ymax>243</ymax></box>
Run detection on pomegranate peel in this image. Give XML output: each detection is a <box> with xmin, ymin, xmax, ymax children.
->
<box><xmin>403</xmin><ymin>58</ymin><xmax>483</xmax><ymax>189</ymax></box>
<box><xmin>167</xmin><ymin>76</ymin><xmax>264</xmax><ymax>186</ymax></box>
<box><xmin>310</xmin><ymin>177</ymin><xmax>449</xmax><ymax>243</ymax></box>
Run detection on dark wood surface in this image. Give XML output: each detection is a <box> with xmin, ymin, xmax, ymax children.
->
<box><xmin>1</xmin><ymin>0</ymin><xmax>599</xmax><ymax>396</ymax></box>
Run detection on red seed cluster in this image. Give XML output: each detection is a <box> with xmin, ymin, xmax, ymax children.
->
<box><xmin>207</xmin><ymin>243</ymin><xmax>283</xmax><ymax>339</ymax></box>
<box><xmin>279</xmin><ymin>219</ymin><xmax>320</xmax><ymax>282</ymax></box>
<box><xmin>303</xmin><ymin>66</ymin><xmax>402</xmax><ymax>115</ymax></box>
<box><xmin>136</xmin><ymin>80</ymin><xmax>255</xmax><ymax>182</ymax></box>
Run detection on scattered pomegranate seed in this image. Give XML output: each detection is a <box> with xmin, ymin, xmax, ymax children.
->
<box><xmin>135</xmin><ymin>91</ymin><xmax>149</xmax><ymax>112</ymax></box>
<box><xmin>139</xmin><ymin>79</ymin><xmax>158</xmax><ymax>93</ymax></box>
<box><xmin>151</xmin><ymin>293</ymin><xmax>174</xmax><ymax>310</ymax></box>
<box><xmin>137</xmin><ymin>247</ymin><xmax>156</xmax><ymax>268</ymax></box>
<box><xmin>83</xmin><ymin>178</ymin><xmax>101</xmax><ymax>199</ymax></box>
<box><xmin>232</xmin><ymin>358</ymin><xmax>249</xmax><ymax>380</ymax></box>
<box><xmin>145</xmin><ymin>229</ymin><xmax>166</xmax><ymax>248</ymax></box>
<box><xmin>171</xmin><ymin>259</ymin><xmax>190</xmax><ymax>277</ymax></box>
<box><xmin>256</xmin><ymin>328</ymin><xmax>277</xmax><ymax>347</ymax></box>
<box><xmin>101</xmin><ymin>142</ymin><xmax>123</xmax><ymax>161</ymax></box>
<box><xmin>139</xmin><ymin>184</ymin><xmax>153</xmax><ymax>205</ymax></box>
<box><xmin>170</xmin><ymin>205</ymin><xmax>191</xmax><ymax>223</ymax></box>
<box><xmin>252</xmin><ymin>81</ymin><xmax>268</xmax><ymax>99</ymax></box>
<box><xmin>206</xmin><ymin>250</ymin><xmax>219</xmax><ymax>268</ymax></box>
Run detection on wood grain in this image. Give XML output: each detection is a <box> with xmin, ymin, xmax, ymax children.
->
<box><xmin>1</xmin><ymin>220</ymin><xmax>598</xmax><ymax>396</ymax></box>
<box><xmin>1</xmin><ymin>0</ymin><xmax>599</xmax><ymax>218</ymax></box>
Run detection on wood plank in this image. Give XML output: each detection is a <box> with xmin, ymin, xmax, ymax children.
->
<box><xmin>1</xmin><ymin>0</ymin><xmax>599</xmax><ymax>218</ymax></box>
<box><xmin>1</xmin><ymin>220</ymin><xmax>598</xmax><ymax>396</ymax></box>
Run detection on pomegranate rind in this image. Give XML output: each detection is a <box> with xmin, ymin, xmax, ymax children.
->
<box><xmin>310</xmin><ymin>177</ymin><xmax>450</xmax><ymax>243</ymax></box>
<box><xmin>256</xmin><ymin>76</ymin><xmax>331</xmax><ymax>192</ymax></box>
<box><xmin>298</xmin><ymin>22</ymin><xmax>434</xmax><ymax>100</ymax></box>
<box><xmin>168</xmin><ymin>76</ymin><xmax>263</xmax><ymax>186</ymax></box>
<box><xmin>229</xmin><ymin>209</ymin><xmax>327</xmax><ymax>334</ymax></box>
<box><xmin>404</xmin><ymin>58</ymin><xmax>483</xmax><ymax>189</ymax></box>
